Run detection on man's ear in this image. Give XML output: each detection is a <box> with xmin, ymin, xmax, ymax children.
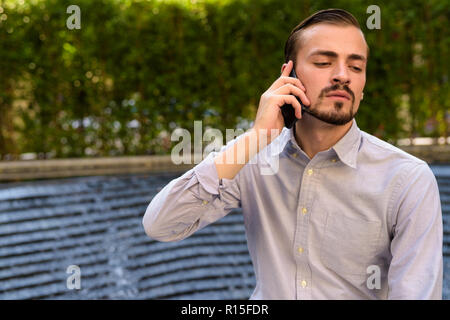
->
<box><xmin>281</xmin><ymin>63</ymin><xmax>288</xmax><ymax>75</ymax></box>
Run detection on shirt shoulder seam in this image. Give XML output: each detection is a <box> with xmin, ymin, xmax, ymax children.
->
<box><xmin>360</xmin><ymin>131</ymin><xmax>426</xmax><ymax>166</ymax></box>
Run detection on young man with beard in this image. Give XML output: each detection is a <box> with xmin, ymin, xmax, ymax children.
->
<box><xmin>143</xmin><ymin>9</ymin><xmax>443</xmax><ymax>299</ymax></box>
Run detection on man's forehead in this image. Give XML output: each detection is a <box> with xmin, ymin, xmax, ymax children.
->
<box><xmin>299</xmin><ymin>24</ymin><xmax>368</xmax><ymax>58</ymax></box>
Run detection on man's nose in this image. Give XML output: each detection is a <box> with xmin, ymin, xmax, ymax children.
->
<box><xmin>331</xmin><ymin>63</ymin><xmax>350</xmax><ymax>86</ymax></box>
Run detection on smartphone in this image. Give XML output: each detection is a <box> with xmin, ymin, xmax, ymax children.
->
<box><xmin>280</xmin><ymin>68</ymin><xmax>308</xmax><ymax>128</ymax></box>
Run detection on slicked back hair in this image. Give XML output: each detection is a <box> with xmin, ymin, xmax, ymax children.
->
<box><xmin>284</xmin><ymin>8</ymin><xmax>368</xmax><ymax>64</ymax></box>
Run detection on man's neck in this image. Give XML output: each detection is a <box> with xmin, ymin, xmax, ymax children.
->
<box><xmin>294</xmin><ymin>115</ymin><xmax>353</xmax><ymax>160</ymax></box>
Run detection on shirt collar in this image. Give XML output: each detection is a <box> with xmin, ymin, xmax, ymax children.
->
<box><xmin>329</xmin><ymin>118</ymin><xmax>361</xmax><ymax>168</ymax></box>
<box><xmin>267</xmin><ymin>118</ymin><xmax>361</xmax><ymax>169</ymax></box>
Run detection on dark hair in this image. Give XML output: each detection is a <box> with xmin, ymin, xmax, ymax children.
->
<box><xmin>284</xmin><ymin>8</ymin><xmax>366</xmax><ymax>63</ymax></box>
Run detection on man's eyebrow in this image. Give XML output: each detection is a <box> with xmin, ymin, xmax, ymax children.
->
<box><xmin>348</xmin><ymin>53</ymin><xmax>366</xmax><ymax>62</ymax></box>
<box><xmin>309</xmin><ymin>50</ymin><xmax>367</xmax><ymax>62</ymax></box>
<box><xmin>309</xmin><ymin>50</ymin><xmax>338</xmax><ymax>58</ymax></box>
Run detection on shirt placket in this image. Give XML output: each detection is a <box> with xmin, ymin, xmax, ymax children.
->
<box><xmin>294</xmin><ymin>160</ymin><xmax>318</xmax><ymax>300</ymax></box>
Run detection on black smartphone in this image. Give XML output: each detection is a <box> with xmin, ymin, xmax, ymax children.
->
<box><xmin>280</xmin><ymin>68</ymin><xmax>308</xmax><ymax>128</ymax></box>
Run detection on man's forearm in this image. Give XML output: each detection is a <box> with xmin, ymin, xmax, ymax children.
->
<box><xmin>214</xmin><ymin>127</ymin><xmax>273</xmax><ymax>180</ymax></box>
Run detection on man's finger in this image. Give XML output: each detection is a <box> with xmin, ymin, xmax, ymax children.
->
<box><xmin>278</xmin><ymin>95</ymin><xmax>303</xmax><ymax>119</ymax></box>
<box><xmin>268</xmin><ymin>74</ymin><xmax>305</xmax><ymax>92</ymax></box>
<box><xmin>274</xmin><ymin>83</ymin><xmax>310</xmax><ymax>106</ymax></box>
<box><xmin>279</xmin><ymin>76</ymin><xmax>305</xmax><ymax>91</ymax></box>
<box><xmin>281</xmin><ymin>60</ymin><xmax>293</xmax><ymax>77</ymax></box>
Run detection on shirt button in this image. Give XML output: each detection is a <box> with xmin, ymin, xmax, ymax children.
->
<box><xmin>202</xmin><ymin>200</ymin><xmax>208</xmax><ymax>205</ymax></box>
<box><xmin>301</xmin><ymin>207</ymin><xmax>308</xmax><ymax>215</ymax></box>
<box><xmin>331</xmin><ymin>158</ymin><xmax>337</xmax><ymax>163</ymax></box>
<box><xmin>307</xmin><ymin>169</ymin><xmax>313</xmax><ymax>175</ymax></box>
<box><xmin>298</xmin><ymin>247</ymin><xmax>304</xmax><ymax>254</ymax></box>
<box><xmin>301</xmin><ymin>280</ymin><xmax>307</xmax><ymax>288</ymax></box>
<box><xmin>292</xmin><ymin>153</ymin><xmax>297</xmax><ymax>158</ymax></box>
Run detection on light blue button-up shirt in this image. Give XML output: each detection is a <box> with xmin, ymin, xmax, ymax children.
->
<box><xmin>143</xmin><ymin>119</ymin><xmax>443</xmax><ymax>299</ymax></box>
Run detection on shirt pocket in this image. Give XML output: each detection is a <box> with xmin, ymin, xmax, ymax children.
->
<box><xmin>320</xmin><ymin>213</ymin><xmax>382</xmax><ymax>276</ymax></box>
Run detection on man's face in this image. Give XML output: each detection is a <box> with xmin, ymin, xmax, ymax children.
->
<box><xmin>295</xmin><ymin>24</ymin><xmax>367</xmax><ymax>125</ymax></box>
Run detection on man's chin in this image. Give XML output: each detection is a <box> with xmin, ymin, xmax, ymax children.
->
<box><xmin>304</xmin><ymin>109</ymin><xmax>354</xmax><ymax>126</ymax></box>
<box><xmin>323</xmin><ymin>99</ymin><xmax>351</xmax><ymax>109</ymax></box>
<box><xmin>305</xmin><ymin>101</ymin><xmax>355</xmax><ymax>125</ymax></box>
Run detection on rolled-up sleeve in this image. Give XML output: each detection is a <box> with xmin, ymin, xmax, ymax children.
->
<box><xmin>387</xmin><ymin>162</ymin><xmax>443</xmax><ymax>299</ymax></box>
<box><xmin>142</xmin><ymin>140</ymin><xmax>242</xmax><ymax>242</ymax></box>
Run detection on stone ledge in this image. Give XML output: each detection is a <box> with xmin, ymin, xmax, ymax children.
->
<box><xmin>0</xmin><ymin>145</ymin><xmax>449</xmax><ymax>181</ymax></box>
<box><xmin>0</xmin><ymin>155</ymin><xmax>195</xmax><ymax>181</ymax></box>
<box><xmin>400</xmin><ymin>144</ymin><xmax>450</xmax><ymax>164</ymax></box>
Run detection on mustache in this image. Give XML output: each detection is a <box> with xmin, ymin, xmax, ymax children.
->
<box><xmin>319</xmin><ymin>83</ymin><xmax>355</xmax><ymax>101</ymax></box>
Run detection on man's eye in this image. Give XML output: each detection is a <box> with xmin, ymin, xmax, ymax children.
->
<box><xmin>351</xmin><ymin>66</ymin><xmax>362</xmax><ymax>72</ymax></box>
<box><xmin>314</xmin><ymin>62</ymin><xmax>330</xmax><ymax>67</ymax></box>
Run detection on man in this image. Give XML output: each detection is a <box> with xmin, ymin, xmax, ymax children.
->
<box><xmin>143</xmin><ymin>9</ymin><xmax>443</xmax><ymax>299</ymax></box>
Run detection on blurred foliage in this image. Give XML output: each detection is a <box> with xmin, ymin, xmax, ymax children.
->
<box><xmin>0</xmin><ymin>0</ymin><xmax>448</xmax><ymax>159</ymax></box>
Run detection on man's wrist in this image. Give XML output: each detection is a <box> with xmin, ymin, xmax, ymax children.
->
<box><xmin>250</xmin><ymin>125</ymin><xmax>279</xmax><ymax>149</ymax></box>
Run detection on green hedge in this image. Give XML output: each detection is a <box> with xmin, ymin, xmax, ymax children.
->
<box><xmin>0</xmin><ymin>0</ymin><xmax>448</xmax><ymax>159</ymax></box>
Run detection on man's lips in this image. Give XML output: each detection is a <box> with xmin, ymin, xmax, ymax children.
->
<box><xmin>325</xmin><ymin>90</ymin><xmax>351</xmax><ymax>100</ymax></box>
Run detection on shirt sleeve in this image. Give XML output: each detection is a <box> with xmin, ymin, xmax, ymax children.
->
<box><xmin>387</xmin><ymin>162</ymin><xmax>443</xmax><ymax>299</ymax></box>
<box><xmin>142</xmin><ymin>137</ymin><xmax>243</xmax><ymax>242</ymax></box>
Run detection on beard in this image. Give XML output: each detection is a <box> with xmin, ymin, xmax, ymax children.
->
<box><xmin>303</xmin><ymin>83</ymin><xmax>357</xmax><ymax>125</ymax></box>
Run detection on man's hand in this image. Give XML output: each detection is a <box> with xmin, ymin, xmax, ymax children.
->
<box><xmin>253</xmin><ymin>60</ymin><xmax>310</xmax><ymax>144</ymax></box>
<box><xmin>214</xmin><ymin>61</ymin><xmax>309</xmax><ymax>180</ymax></box>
